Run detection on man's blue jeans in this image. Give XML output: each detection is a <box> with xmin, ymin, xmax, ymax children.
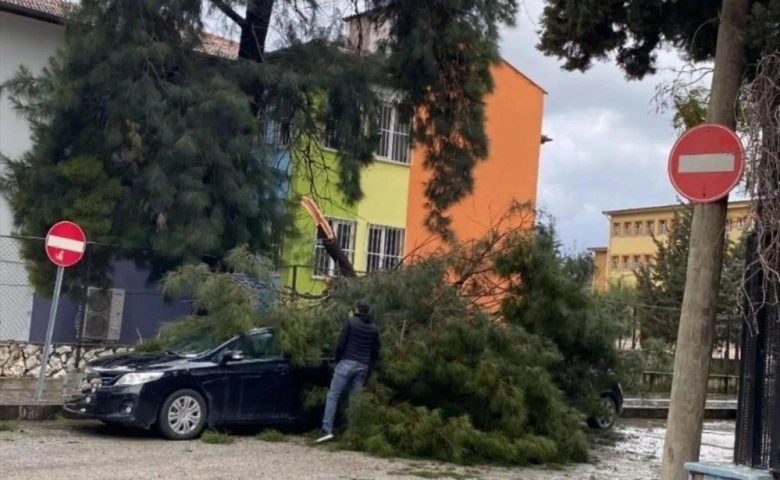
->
<box><xmin>321</xmin><ymin>359</ymin><xmax>369</xmax><ymax>434</ymax></box>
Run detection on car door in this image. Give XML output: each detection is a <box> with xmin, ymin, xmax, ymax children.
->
<box><xmin>220</xmin><ymin>330</ymin><xmax>296</xmax><ymax>423</ymax></box>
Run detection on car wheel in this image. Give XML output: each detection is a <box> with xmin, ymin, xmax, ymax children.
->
<box><xmin>588</xmin><ymin>395</ymin><xmax>618</xmax><ymax>430</ymax></box>
<box><xmin>157</xmin><ymin>389</ymin><xmax>207</xmax><ymax>440</ymax></box>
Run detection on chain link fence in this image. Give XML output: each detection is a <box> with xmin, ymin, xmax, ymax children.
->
<box><xmin>0</xmin><ymin>235</ymin><xmax>189</xmax><ymax>347</ymax></box>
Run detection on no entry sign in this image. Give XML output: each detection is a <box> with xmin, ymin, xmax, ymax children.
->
<box><xmin>45</xmin><ymin>220</ymin><xmax>86</xmax><ymax>267</ymax></box>
<box><xmin>668</xmin><ymin>123</ymin><xmax>745</xmax><ymax>203</ymax></box>
<box><xmin>36</xmin><ymin>220</ymin><xmax>88</xmax><ymax>400</ymax></box>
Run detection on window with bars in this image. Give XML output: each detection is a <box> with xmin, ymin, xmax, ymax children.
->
<box><xmin>259</xmin><ymin>105</ymin><xmax>292</xmax><ymax>148</ymax></box>
<box><xmin>313</xmin><ymin>217</ymin><xmax>357</xmax><ymax>278</ymax></box>
<box><xmin>375</xmin><ymin>102</ymin><xmax>411</xmax><ymax>164</ymax></box>
<box><xmin>366</xmin><ymin>224</ymin><xmax>405</xmax><ymax>272</ymax></box>
<box><xmin>322</xmin><ymin>115</ymin><xmax>360</xmax><ymax>151</ymax></box>
<box><xmin>323</xmin><ymin>101</ymin><xmax>411</xmax><ymax>164</ymax></box>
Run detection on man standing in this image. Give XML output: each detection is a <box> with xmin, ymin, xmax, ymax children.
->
<box><xmin>316</xmin><ymin>301</ymin><xmax>381</xmax><ymax>443</ymax></box>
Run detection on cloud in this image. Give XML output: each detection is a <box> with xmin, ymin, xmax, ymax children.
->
<box><xmin>498</xmin><ymin>0</ymin><xmax>694</xmax><ymax>250</ymax></box>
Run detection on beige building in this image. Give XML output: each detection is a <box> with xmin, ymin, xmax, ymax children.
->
<box><xmin>590</xmin><ymin>200</ymin><xmax>751</xmax><ymax>291</ymax></box>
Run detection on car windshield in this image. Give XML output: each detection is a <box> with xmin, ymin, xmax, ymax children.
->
<box><xmin>167</xmin><ymin>335</ymin><xmax>231</xmax><ymax>357</ymax></box>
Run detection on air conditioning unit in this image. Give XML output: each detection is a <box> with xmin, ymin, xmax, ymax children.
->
<box><xmin>81</xmin><ymin>287</ymin><xmax>125</xmax><ymax>341</ymax></box>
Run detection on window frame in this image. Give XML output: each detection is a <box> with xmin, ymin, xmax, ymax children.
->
<box><xmin>312</xmin><ymin>216</ymin><xmax>357</xmax><ymax>279</ymax></box>
<box><xmin>610</xmin><ymin>256</ymin><xmax>618</xmax><ymax>269</ymax></box>
<box><xmin>321</xmin><ymin>91</ymin><xmax>412</xmax><ymax>166</ymax></box>
<box><xmin>231</xmin><ymin>329</ymin><xmax>283</xmax><ymax>360</ymax></box>
<box><xmin>365</xmin><ymin>224</ymin><xmax>405</xmax><ymax>273</ymax></box>
<box><xmin>646</xmin><ymin>220</ymin><xmax>655</xmax><ymax>236</ymax></box>
<box><xmin>374</xmin><ymin>102</ymin><xmax>411</xmax><ymax>164</ymax></box>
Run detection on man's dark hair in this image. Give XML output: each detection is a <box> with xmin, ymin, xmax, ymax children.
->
<box><xmin>355</xmin><ymin>301</ymin><xmax>371</xmax><ymax>315</ymax></box>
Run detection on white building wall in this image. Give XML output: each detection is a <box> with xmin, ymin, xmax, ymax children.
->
<box><xmin>0</xmin><ymin>11</ymin><xmax>63</xmax><ymax>341</ymax></box>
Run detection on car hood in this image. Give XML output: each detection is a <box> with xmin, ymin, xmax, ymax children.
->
<box><xmin>86</xmin><ymin>352</ymin><xmax>192</xmax><ymax>372</ymax></box>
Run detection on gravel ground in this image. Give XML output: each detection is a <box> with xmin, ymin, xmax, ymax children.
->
<box><xmin>0</xmin><ymin>419</ymin><xmax>735</xmax><ymax>480</ymax></box>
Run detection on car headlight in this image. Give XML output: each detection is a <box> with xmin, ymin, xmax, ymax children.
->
<box><xmin>114</xmin><ymin>372</ymin><xmax>165</xmax><ymax>386</ymax></box>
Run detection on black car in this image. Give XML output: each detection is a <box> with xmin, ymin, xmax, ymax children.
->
<box><xmin>63</xmin><ymin>327</ymin><xmax>333</xmax><ymax>440</ymax></box>
<box><xmin>586</xmin><ymin>381</ymin><xmax>624</xmax><ymax>430</ymax></box>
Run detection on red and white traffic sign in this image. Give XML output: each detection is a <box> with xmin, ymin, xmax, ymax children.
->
<box><xmin>668</xmin><ymin>123</ymin><xmax>745</xmax><ymax>203</ymax></box>
<box><xmin>45</xmin><ymin>220</ymin><xmax>86</xmax><ymax>268</ymax></box>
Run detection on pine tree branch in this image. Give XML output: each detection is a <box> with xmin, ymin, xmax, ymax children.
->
<box><xmin>209</xmin><ymin>0</ymin><xmax>246</xmax><ymax>27</ymax></box>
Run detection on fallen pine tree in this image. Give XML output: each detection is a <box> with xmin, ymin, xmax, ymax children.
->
<box><xmin>137</xmin><ymin>216</ymin><xmax>622</xmax><ymax>465</ymax></box>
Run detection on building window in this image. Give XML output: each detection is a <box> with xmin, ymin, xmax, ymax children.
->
<box><xmin>622</xmin><ymin>256</ymin><xmax>630</xmax><ymax>270</ymax></box>
<box><xmin>644</xmin><ymin>255</ymin><xmax>652</xmax><ymax>265</ymax></box>
<box><xmin>737</xmin><ymin>217</ymin><xmax>746</xmax><ymax>229</ymax></box>
<box><xmin>613</xmin><ymin>223</ymin><xmax>621</xmax><ymax>236</ymax></box>
<box><xmin>646</xmin><ymin>220</ymin><xmax>655</xmax><ymax>236</ymax></box>
<box><xmin>313</xmin><ymin>217</ymin><xmax>356</xmax><ymax>278</ymax></box>
<box><xmin>259</xmin><ymin>104</ymin><xmax>293</xmax><ymax>148</ymax></box>
<box><xmin>322</xmin><ymin>113</ymin><xmax>361</xmax><ymax>151</ymax></box>
<box><xmin>375</xmin><ymin>102</ymin><xmax>411</xmax><ymax>164</ymax></box>
<box><xmin>366</xmin><ymin>225</ymin><xmax>405</xmax><ymax>272</ymax></box>
<box><xmin>635</xmin><ymin>221</ymin><xmax>643</xmax><ymax>236</ymax></box>
<box><xmin>623</xmin><ymin>222</ymin><xmax>631</xmax><ymax>236</ymax></box>
<box><xmin>610</xmin><ymin>256</ymin><xmax>618</xmax><ymax>269</ymax></box>
<box><xmin>633</xmin><ymin>255</ymin><xmax>642</xmax><ymax>268</ymax></box>
<box><xmin>659</xmin><ymin>220</ymin><xmax>668</xmax><ymax>235</ymax></box>
<box><xmin>322</xmin><ymin>101</ymin><xmax>411</xmax><ymax>164</ymax></box>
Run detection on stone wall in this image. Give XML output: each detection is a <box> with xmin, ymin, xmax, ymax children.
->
<box><xmin>0</xmin><ymin>342</ymin><xmax>133</xmax><ymax>378</ymax></box>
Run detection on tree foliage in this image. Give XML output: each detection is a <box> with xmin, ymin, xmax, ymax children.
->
<box><xmin>535</xmin><ymin>0</ymin><xmax>778</xmax><ymax>80</ymax></box>
<box><xmin>142</xmin><ymin>222</ymin><xmax>624</xmax><ymax>465</ymax></box>
<box><xmin>0</xmin><ymin>0</ymin><xmax>517</xmax><ymax>292</ymax></box>
<box><xmin>634</xmin><ymin>203</ymin><xmax>746</xmax><ymax>346</ymax></box>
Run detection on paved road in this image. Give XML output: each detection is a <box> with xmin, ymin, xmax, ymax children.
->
<box><xmin>0</xmin><ymin>419</ymin><xmax>735</xmax><ymax>480</ymax></box>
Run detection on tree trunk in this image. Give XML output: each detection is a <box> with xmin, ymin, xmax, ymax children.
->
<box><xmin>238</xmin><ymin>0</ymin><xmax>274</xmax><ymax>62</ymax></box>
<box><xmin>237</xmin><ymin>0</ymin><xmax>275</xmax><ymax>115</ymax></box>
<box><xmin>659</xmin><ymin>0</ymin><xmax>749</xmax><ymax>478</ymax></box>
<box><xmin>317</xmin><ymin>226</ymin><xmax>357</xmax><ymax>278</ymax></box>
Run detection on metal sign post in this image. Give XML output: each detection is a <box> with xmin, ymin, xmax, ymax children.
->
<box><xmin>33</xmin><ymin>221</ymin><xmax>87</xmax><ymax>402</ymax></box>
<box><xmin>34</xmin><ymin>266</ymin><xmax>64</xmax><ymax>401</ymax></box>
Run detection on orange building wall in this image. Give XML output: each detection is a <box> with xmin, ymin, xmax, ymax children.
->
<box><xmin>404</xmin><ymin>60</ymin><xmax>545</xmax><ymax>255</ymax></box>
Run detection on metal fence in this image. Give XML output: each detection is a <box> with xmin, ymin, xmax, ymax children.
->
<box><xmin>275</xmin><ymin>263</ymin><xmax>369</xmax><ymax>298</ymax></box>
<box><xmin>0</xmin><ymin>235</ymin><xmax>183</xmax><ymax>346</ymax></box>
<box><xmin>734</xmin><ymin>232</ymin><xmax>780</xmax><ymax>470</ymax></box>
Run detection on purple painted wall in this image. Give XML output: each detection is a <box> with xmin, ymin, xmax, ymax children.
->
<box><xmin>29</xmin><ymin>260</ymin><xmax>191</xmax><ymax>345</ymax></box>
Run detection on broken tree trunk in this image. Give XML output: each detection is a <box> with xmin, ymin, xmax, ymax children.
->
<box><xmin>301</xmin><ymin>196</ymin><xmax>357</xmax><ymax>278</ymax></box>
<box><xmin>659</xmin><ymin>0</ymin><xmax>749</xmax><ymax>479</ymax></box>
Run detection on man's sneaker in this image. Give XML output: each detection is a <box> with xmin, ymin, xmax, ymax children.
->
<box><xmin>315</xmin><ymin>430</ymin><xmax>334</xmax><ymax>443</ymax></box>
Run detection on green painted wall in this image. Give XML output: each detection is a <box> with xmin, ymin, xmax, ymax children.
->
<box><xmin>280</xmin><ymin>148</ymin><xmax>358</xmax><ymax>296</ymax></box>
<box><xmin>353</xmin><ymin>160</ymin><xmax>410</xmax><ymax>272</ymax></box>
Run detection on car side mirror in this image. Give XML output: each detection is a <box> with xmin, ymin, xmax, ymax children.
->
<box><xmin>220</xmin><ymin>350</ymin><xmax>244</xmax><ymax>365</ymax></box>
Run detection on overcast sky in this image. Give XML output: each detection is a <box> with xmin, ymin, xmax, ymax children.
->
<box><xmin>499</xmin><ymin>0</ymin><xmax>701</xmax><ymax>251</ymax></box>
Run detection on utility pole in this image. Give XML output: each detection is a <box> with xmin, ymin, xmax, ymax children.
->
<box><xmin>660</xmin><ymin>0</ymin><xmax>749</xmax><ymax>478</ymax></box>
